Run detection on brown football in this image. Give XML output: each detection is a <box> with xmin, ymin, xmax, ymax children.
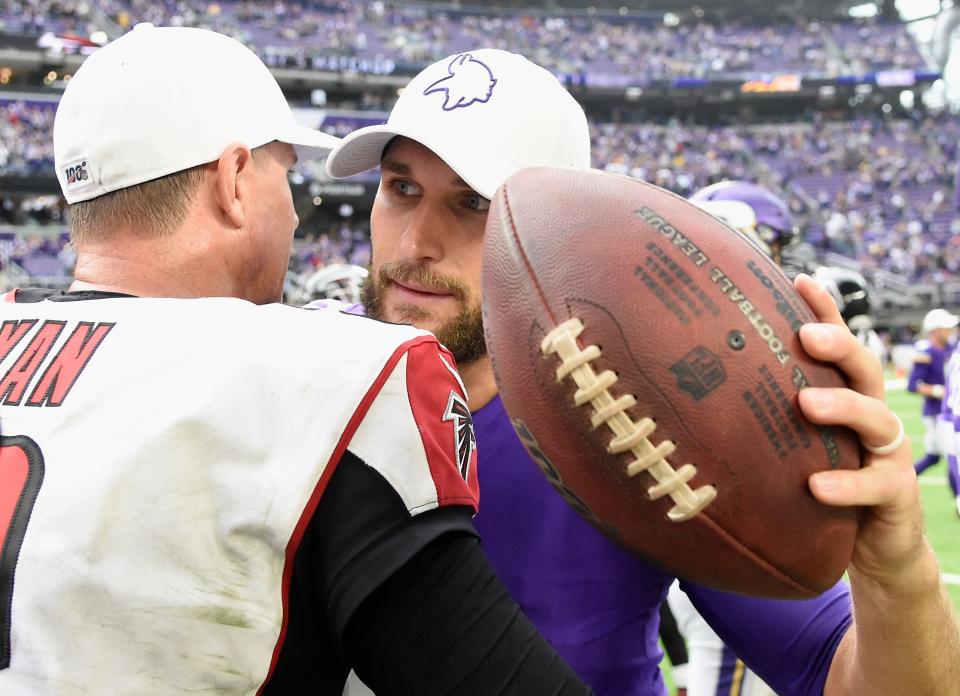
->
<box><xmin>482</xmin><ymin>166</ymin><xmax>861</xmax><ymax>599</ymax></box>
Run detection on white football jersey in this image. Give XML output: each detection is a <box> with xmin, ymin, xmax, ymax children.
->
<box><xmin>0</xmin><ymin>293</ymin><xmax>478</xmax><ymax>694</ymax></box>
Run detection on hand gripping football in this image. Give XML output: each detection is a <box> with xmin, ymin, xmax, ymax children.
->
<box><xmin>482</xmin><ymin>166</ymin><xmax>861</xmax><ymax>598</ymax></box>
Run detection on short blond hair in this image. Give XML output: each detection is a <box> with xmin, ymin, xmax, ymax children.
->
<box><xmin>68</xmin><ymin>145</ymin><xmax>275</xmax><ymax>245</ymax></box>
<box><xmin>69</xmin><ymin>165</ymin><xmax>206</xmax><ymax>244</ymax></box>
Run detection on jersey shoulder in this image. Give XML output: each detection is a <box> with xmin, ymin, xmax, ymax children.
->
<box><xmin>193</xmin><ymin>299</ymin><xmax>434</xmax><ymax>369</ymax></box>
<box><xmin>913</xmin><ymin>339</ymin><xmax>933</xmax><ymax>363</ymax></box>
<box><xmin>348</xmin><ymin>338</ymin><xmax>480</xmax><ymax>516</ymax></box>
<box><xmin>263</xmin><ymin>300</ymin><xmax>480</xmax><ymax>515</ymax></box>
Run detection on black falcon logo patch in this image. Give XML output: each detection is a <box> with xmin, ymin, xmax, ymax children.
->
<box><xmin>443</xmin><ymin>390</ymin><xmax>476</xmax><ymax>480</ymax></box>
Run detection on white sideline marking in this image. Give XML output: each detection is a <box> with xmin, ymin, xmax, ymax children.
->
<box><xmin>943</xmin><ymin>573</ymin><xmax>960</xmax><ymax>586</ymax></box>
<box><xmin>918</xmin><ymin>476</ymin><xmax>948</xmax><ymax>486</ymax></box>
<box><xmin>885</xmin><ymin>377</ymin><xmax>907</xmax><ymax>390</ymax></box>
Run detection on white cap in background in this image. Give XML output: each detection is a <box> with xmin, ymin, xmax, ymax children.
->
<box><xmin>325</xmin><ymin>49</ymin><xmax>590</xmax><ymax>198</ymax></box>
<box><xmin>54</xmin><ymin>24</ymin><xmax>340</xmax><ymax>204</ymax></box>
<box><xmin>922</xmin><ymin>308</ymin><xmax>960</xmax><ymax>334</ymax></box>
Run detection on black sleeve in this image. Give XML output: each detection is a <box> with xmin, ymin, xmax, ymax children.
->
<box><xmin>267</xmin><ymin>450</ymin><xmax>590</xmax><ymax>695</ymax></box>
<box><xmin>344</xmin><ymin>533</ymin><xmax>594</xmax><ymax>696</ymax></box>
<box><xmin>315</xmin><ymin>449</ymin><xmax>480</xmax><ymax>637</ymax></box>
<box><xmin>658</xmin><ymin>600</ymin><xmax>689</xmax><ymax>667</ymax></box>
<box><xmin>262</xmin><ymin>449</ymin><xmax>480</xmax><ymax>694</ymax></box>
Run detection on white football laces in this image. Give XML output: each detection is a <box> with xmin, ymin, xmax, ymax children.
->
<box><xmin>541</xmin><ymin>318</ymin><xmax>717</xmax><ymax>522</ymax></box>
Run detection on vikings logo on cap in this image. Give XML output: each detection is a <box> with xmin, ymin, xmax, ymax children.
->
<box><xmin>423</xmin><ymin>53</ymin><xmax>497</xmax><ymax>111</ymax></box>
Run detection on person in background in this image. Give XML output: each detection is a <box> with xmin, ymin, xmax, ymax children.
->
<box><xmin>909</xmin><ymin>308</ymin><xmax>958</xmax><ymax>480</ymax></box>
<box><xmin>812</xmin><ymin>266</ymin><xmax>888</xmax><ymax>366</ymax></box>
<box><xmin>688</xmin><ymin>180</ymin><xmax>796</xmax><ymax>265</ymax></box>
<box><xmin>938</xmin><ymin>314</ymin><xmax>960</xmax><ymax>517</ymax></box>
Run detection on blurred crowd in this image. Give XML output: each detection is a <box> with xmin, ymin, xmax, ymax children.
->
<box><xmin>0</xmin><ymin>0</ymin><xmax>928</xmax><ymax>80</ymax></box>
<box><xmin>0</xmin><ymin>221</ymin><xmax>372</xmax><ymax>295</ymax></box>
<box><xmin>590</xmin><ymin>114</ymin><xmax>960</xmax><ymax>284</ymax></box>
<box><xmin>0</xmin><ymin>228</ymin><xmax>73</xmax><ymax>289</ymax></box>
<box><xmin>288</xmin><ymin>224</ymin><xmax>371</xmax><ymax>277</ymax></box>
<box><xmin>0</xmin><ymin>0</ymin><xmax>100</xmax><ymax>36</ymax></box>
<box><xmin>0</xmin><ymin>100</ymin><xmax>54</xmax><ymax>176</ymax></box>
<box><xmin>3</xmin><ymin>91</ymin><xmax>960</xmax><ymax>285</ymax></box>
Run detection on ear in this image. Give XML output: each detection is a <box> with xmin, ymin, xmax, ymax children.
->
<box><xmin>213</xmin><ymin>143</ymin><xmax>255</xmax><ymax>229</ymax></box>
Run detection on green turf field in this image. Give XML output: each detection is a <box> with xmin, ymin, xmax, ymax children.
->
<box><xmin>887</xmin><ymin>386</ymin><xmax>960</xmax><ymax>611</ymax></box>
<box><xmin>659</xmin><ymin>386</ymin><xmax>960</xmax><ymax>690</ymax></box>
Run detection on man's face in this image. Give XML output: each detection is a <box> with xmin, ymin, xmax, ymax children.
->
<box><xmin>245</xmin><ymin>141</ymin><xmax>299</xmax><ymax>304</ymax></box>
<box><xmin>365</xmin><ymin>138</ymin><xmax>488</xmax><ymax>364</ymax></box>
<box><xmin>931</xmin><ymin>327</ymin><xmax>955</xmax><ymax>347</ymax></box>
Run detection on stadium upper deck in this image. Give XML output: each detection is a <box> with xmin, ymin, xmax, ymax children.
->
<box><xmin>0</xmin><ymin>0</ymin><xmax>931</xmax><ymax>84</ymax></box>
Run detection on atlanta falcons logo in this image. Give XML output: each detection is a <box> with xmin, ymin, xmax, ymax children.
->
<box><xmin>443</xmin><ymin>390</ymin><xmax>477</xmax><ymax>480</ymax></box>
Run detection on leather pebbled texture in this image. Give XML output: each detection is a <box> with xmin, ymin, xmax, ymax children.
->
<box><xmin>482</xmin><ymin>166</ymin><xmax>860</xmax><ymax>599</ymax></box>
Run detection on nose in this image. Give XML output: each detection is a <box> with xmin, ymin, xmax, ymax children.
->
<box><xmin>398</xmin><ymin>200</ymin><xmax>446</xmax><ymax>264</ymax></box>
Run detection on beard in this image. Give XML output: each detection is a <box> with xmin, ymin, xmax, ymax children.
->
<box><xmin>362</xmin><ymin>260</ymin><xmax>487</xmax><ymax>365</ymax></box>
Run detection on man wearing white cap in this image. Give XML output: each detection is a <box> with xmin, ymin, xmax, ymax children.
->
<box><xmin>909</xmin><ymin>308</ymin><xmax>959</xmax><ymax>482</ymax></box>
<box><xmin>0</xmin><ymin>27</ymin><xmax>593</xmax><ymax>694</ymax></box>
<box><xmin>327</xmin><ymin>48</ymin><xmax>960</xmax><ymax>696</ymax></box>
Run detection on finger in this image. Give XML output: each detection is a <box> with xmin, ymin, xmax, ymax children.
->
<box><xmin>808</xmin><ymin>464</ymin><xmax>917</xmax><ymax>508</ymax></box>
<box><xmin>795</xmin><ymin>273</ymin><xmax>844</xmax><ymax>328</ymax></box>
<box><xmin>799</xmin><ymin>323</ymin><xmax>884</xmax><ymax>401</ymax></box>
<box><xmin>798</xmin><ymin>387</ymin><xmax>904</xmax><ymax>454</ymax></box>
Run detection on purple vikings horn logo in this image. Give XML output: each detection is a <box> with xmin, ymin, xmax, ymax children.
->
<box><xmin>423</xmin><ymin>53</ymin><xmax>498</xmax><ymax>111</ymax></box>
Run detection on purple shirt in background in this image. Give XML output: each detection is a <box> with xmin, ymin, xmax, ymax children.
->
<box><xmin>472</xmin><ymin>394</ymin><xmax>852</xmax><ymax>696</ymax></box>
<box><xmin>943</xmin><ymin>348</ymin><xmax>960</xmax><ymax>496</ymax></box>
<box><xmin>908</xmin><ymin>339</ymin><xmax>949</xmax><ymax>417</ymax></box>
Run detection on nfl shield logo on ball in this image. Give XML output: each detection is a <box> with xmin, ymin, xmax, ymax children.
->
<box><xmin>670</xmin><ymin>347</ymin><xmax>726</xmax><ymax>401</ymax></box>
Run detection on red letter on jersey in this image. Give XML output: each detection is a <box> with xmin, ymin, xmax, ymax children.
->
<box><xmin>0</xmin><ymin>320</ymin><xmax>37</xmax><ymax>364</ymax></box>
<box><xmin>0</xmin><ymin>321</ymin><xmax>65</xmax><ymax>406</ymax></box>
<box><xmin>0</xmin><ymin>436</ymin><xmax>45</xmax><ymax>670</ymax></box>
<box><xmin>26</xmin><ymin>322</ymin><xmax>114</xmax><ymax>407</ymax></box>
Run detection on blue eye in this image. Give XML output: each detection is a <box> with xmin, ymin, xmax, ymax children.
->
<box><xmin>465</xmin><ymin>193</ymin><xmax>490</xmax><ymax>211</ymax></box>
<box><xmin>395</xmin><ymin>180</ymin><xmax>417</xmax><ymax>196</ymax></box>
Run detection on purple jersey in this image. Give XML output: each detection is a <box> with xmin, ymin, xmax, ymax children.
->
<box><xmin>908</xmin><ymin>339</ymin><xmax>949</xmax><ymax>417</ymax></box>
<box><xmin>944</xmin><ymin>348</ymin><xmax>960</xmax><ymax>422</ymax></box>
<box><xmin>473</xmin><ymin>394</ymin><xmax>852</xmax><ymax>696</ymax></box>
<box><xmin>943</xmin><ymin>348</ymin><xmax>960</xmax><ymax>497</ymax></box>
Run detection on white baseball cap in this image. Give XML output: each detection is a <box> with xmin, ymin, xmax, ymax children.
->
<box><xmin>54</xmin><ymin>24</ymin><xmax>340</xmax><ymax>204</ymax></box>
<box><xmin>922</xmin><ymin>308</ymin><xmax>960</xmax><ymax>334</ymax></box>
<box><xmin>325</xmin><ymin>49</ymin><xmax>590</xmax><ymax>199</ymax></box>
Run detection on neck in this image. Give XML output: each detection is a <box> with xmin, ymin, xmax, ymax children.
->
<box><xmin>70</xmin><ymin>229</ymin><xmax>236</xmax><ymax>299</ymax></box>
<box><xmin>71</xmin><ymin>254</ymin><xmax>202</xmax><ymax>298</ymax></box>
<box><xmin>458</xmin><ymin>353</ymin><xmax>499</xmax><ymax>412</ymax></box>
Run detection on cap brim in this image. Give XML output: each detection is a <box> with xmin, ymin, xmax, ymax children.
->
<box><xmin>279</xmin><ymin>124</ymin><xmax>342</xmax><ymax>164</ymax></box>
<box><xmin>326</xmin><ymin>124</ymin><xmax>515</xmax><ymax>199</ymax></box>
<box><xmin>325</xmin><ymin>125</ymin><xmax>396</xmax><ymax>180</ymax></box>
<box><xmin>940</xmin><ymin>317</ymin><xmax>960</xmax><ymax>330</ymax></box>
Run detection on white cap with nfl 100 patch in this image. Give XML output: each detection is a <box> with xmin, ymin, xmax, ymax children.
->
<box><xmin>53</xmin><ymin>24</ymin><xmax>340</xmax><ymax>204</ymax></box>
<box><xmin>325</xmin><ymin>49</ymin><xmax>590</xmax><ymax>199</ymax></box>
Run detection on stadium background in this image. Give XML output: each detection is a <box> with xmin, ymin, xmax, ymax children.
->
<box><xmin>0</xmin><ymin>0</ymin><xmax>957</xmax><ymax>628</ymax></box>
